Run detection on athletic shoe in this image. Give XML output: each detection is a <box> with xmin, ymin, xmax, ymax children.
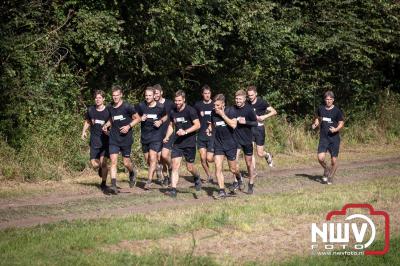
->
<box><xmin>327</xmin><ymin>175</ymin><xmax>333</xmax><ymax>185</ymax></box>
<box><xmin>322</xmin><ymin>177</ymin><xmax>328</xmax><ymax>184</ymax></box>
<box><xmin>230</xmin><ymin>180</ymin><xmax>245</xmax><ymax>193</ymax></box>
<box><xmin>109</xmin><ymin>185</ymin><xmax>118</xmax><ymax>195</ymax></box>
<box><xmin>144</xmin><ymin>180</ymin><xmax>152</xmax><ymax>190</ymax></box>
<box><xmin>194</xmin><ymin>177</ymin><xmax>202</xmax><ymax>191</ymax></box>
<box><xmin>208</xmin><ymin>176</ymin><xmax>214</xmax><ymax>184</ymax></box>
<box><xmin>165</xmin><ymin>189</ymin><xmax>177</xmax><ymax>198</ymax></box>
<box><xmin>214</xmin><ymin>190</ymin><xmax>227</xmax><ymax>200</ymax></box>
<box><xmin>129</xmin><ymin>169</ymin><xmax>137</xmax><ymax>188</ymax></box>
<box><xmin>247</xmin><ymin>183</ymin><xmax>254</xmax><ymax>195</ymax></box>
<box><xmin>100</xmin><ymin>182</ymin><xmax>107</xmax><ymax>191</ymax></box>
<box><xmin>265</xmin><ymin>153</ymin><xmax>274</xmax><ymax>167</ymax></box>
<box><xmin>162</xmin><ymin>176</ymin><xmax>170</xmax><ymax>187</ymax></box>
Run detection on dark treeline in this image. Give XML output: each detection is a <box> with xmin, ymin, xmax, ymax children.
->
<box><xmin>1</xmin><ymin>0</ymin><xmax>399</xmax><ymax>179</ymax></box>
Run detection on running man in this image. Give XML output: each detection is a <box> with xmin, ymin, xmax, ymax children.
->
<box><xmin>81</xmin><ymin>90</ymin><xmax>110</xmax><ymax>191</ymax></box>
<box><xmin>208</xmin><ymin>94</ymin><xmax>241</xmax><ymax>199</ymax></box>
<box><xmin>135</xmin><ymin>87</ymin><xmax>167</xmax><ymax>190</ymax></box>
<box><xmin>102</xmin><ymin>85</ymin><xmax>139</xmax><ymax>194</ymax></box>
<box><xmin>163</xmin><ymin>90</ymin><xmax>201</xmax><ymax>197</ymax></box>
<box><xmin>194</xmin><ymin>85</ymin><xmax>214</xmax><ymax>183</ymax></box>
<box><xmin>312</xmin><ymin>90</ymin><xmax>344</xmax><ymax>185</ymax></box>
<box><xmin>154</xmin><ymin>84</ymin><xmax>175</xmax><ymax>186</ymax></box>
<box><xmin>232</xmin><ymin>89</ymin><xmax>258</xmax><ymax>194</ymax></box>
<box><xmin>246</xmin><ymin>86</ymin><xmax>277</xmax><ymax>173</ymax></box>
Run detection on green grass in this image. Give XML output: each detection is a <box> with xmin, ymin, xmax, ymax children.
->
<box><xmin>0</xmin><ymin>174</ymin><xmax>398</xmax><ymax>265</ymax></box>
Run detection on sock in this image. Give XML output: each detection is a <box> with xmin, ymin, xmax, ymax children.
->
<box><xmin>111</xmin><ymin>178</ymin><xmax>117</xmax><ymax>187</ymax></box>
<box><xmin>219</xmin><ymin>188</ymin><xmax>225</xmax><ymax>194</ymax></box>
<box><xmin>235</xmin><ymin>173</ymin><xmax>242</xmax><ymax>183</ymax></box>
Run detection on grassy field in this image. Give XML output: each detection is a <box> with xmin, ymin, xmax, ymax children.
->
<box><xmin>0</xmin><ymin>145</ymin><xmax>399</xmax><ymax>265</ymax></box>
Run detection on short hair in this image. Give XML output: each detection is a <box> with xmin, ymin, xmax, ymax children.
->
<box><xmin>112</xmin><ymin>85</ymin><xmax>123</xmax><ymax>94</ymax></box>
<box><xmin>202</xmin><ymin>84</ymin><xmax>211</xmax><ymax>93</ymax></box>
<box><xmin>235</xmin><ymin>89</ymin><xmax>246</xmax><ymax>97</ymax></box>
<box><xmin>324</xmin><ymin>90</ymin><xmax>335</xmax><ymax>99</ymax></box>
<box><xmin>94</xmin><ymin>90</ymin><xmax>105</xmax><ymax>98</ymax></box>
<box><xmin>247</xmin><ymin>85</ymin><xmax>257</xmax><ymax>93</ymax></box>
<box><xmin>153</xmin><ymin>84</ymin><xmax>163</xmax><ymax>92</ymax></box>
<box><xmin>145</xmin><ymin>86</ymin><xmax>155</xmax><ymax>94</ymax></box>
<box><xmin>213</xmin><ymin>93</ymin><xmax>225</xmax><ymax>102</ymax></box>
<box><xmin>175</xmin><ymin>90</ymin><xmax>186</xmax><ymax>99</ymax></box>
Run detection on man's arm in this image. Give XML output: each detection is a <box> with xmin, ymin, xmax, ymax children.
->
<box><xmin>176</xmin><ymin>119</ymin><xmax>200</xmax><ymax>136</ymax></box>
<box><xmin>81</xmin><ymin>120</ymin><xmax>91</xmax><ymax>140</ymax></box>
<box><xmin>163</xmin><ymin>122</ymin><xmax>174</xmax><ymax>143</ymax></box>
<box><xmin>329</xmin><ymin>120</ymin><xmax>344</xmax><ymax>133</ymax></box>
<box><xmin>257</xmin><ymin>106</ymin><xmax>277</xmax><ymax>122</ymax></box>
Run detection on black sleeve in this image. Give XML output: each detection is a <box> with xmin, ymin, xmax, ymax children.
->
<box><xmin>128</xmin><ymin>104</ymin><xmax>136</xmax><ymax>117</ymax></box>
<box><xmin>136</xmin><ymin>103</ymin><xmax>144</xmax><ymax>116</ymax></box>
<box><xmin>84</xmin><ymin>107</ymin><xmax>91</xmax><ymax>121</ymax></box>
<box><xmin>245</xmin><ymin>107</ymin><xmax>258</xmax><ymax>126</ymax></box>
<box><xmin>226</xmin><ymin>107</ymin><xmax>236</xmax><ymax>119</ymax></box>
<box><xmin>336</xmin><ymin>108</ymin><xmax>344</xmax><ymax>122</ymax></box>
<box><xmin>189</xmin><ymin>106</ymin><xmax>199</xmax><ymax>121</ymax></box>
<box><xmin>160</xmin><ymin>106</ymin><xmax>166</xmax><ymax>117</ymax></box>
<box><xmin>317</xmin><ymin>106</ymin><xmax>322</xmax><ymax>117</ymax></box>
<box><xmin>264</xmin><ymin>99</ymin><xmax>270</xmax><ymax>110</ymax></box>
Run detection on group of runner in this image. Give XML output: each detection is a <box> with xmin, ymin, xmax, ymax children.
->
<box><xmin>82</xmin><ymin>85</ymin><xmax>344</xmax><ymax>198</ymax></box>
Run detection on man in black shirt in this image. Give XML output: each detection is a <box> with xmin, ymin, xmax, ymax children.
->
<box><xmin>193</xmin><ymin>85</ymin><xmax>214</xmax><ymax>183</ymax></box>
<box><xmin>232</xmin><ymin>89</ymin><xmax>258</xmax><ymax>194</ymax></box>
<box><xmin>208</xmin><ymin>94</ymin><xmax>242</xmax><ymax>199</ymax></box>
<box><xmin>135</xmin><ymin>87</ymin><xmax>168</xmax><ymax>190</ymax></box>
<box><xmin>81</xmin><ymin>90</ymin><xmax>110</xmax><ymax>191</ymax></box>
<box><xmin>154</xmin><ymin>84</ymin><xmax>175</xmax><ymax>186</ymax></box>
<box><xmin>102</xmin><ymin>85</ymin><xmax>140</xmax><ymax>194</ymax></box>
<box><xmin>247</xmin><ymin>86</ymin><xmax>277</xmax><ymax>172</ymax></box>
<box><xmin>163</xmin><ymin>90</ymin><xmax>201</xmax><ymax>197</ymax></box>
<box><xmin>312</xmin><ymin>91</ymin><xmax>344</xmax><ymax>184</ymax></box>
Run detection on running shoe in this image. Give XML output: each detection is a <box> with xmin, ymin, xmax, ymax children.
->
<box><xmin>265</xmin><ymin>152</ymin><xmax>274</xmax><ymax>167</ymax></box>
<box><xmin>194</xmin><ymin>177</ymin><xmax>202</xmax><ymax>191</ymax></box>
<box><xmin>162</xmin><ymin>176</ymin><xmax>170</xmax><ymax>187</ymax></box>
<box><xmin>214</xmin><ymin>190</ymin><xmax>227</xmax><ymax>200</ymax></box>
<box><xmin>165</xmin><ymin>189</ymin><xmax>177</xmax><ymax>198</ymax></box>
<box><xmin>109</xmin><ymin>185</ymin><xmax>118</xmax><ymax>195</ymax></box>
<box><xmin>247</xmin><ymin>183</ymin><xmax>254</xmax><ymax>195</ymax></box>
<box><xmin>327</xmin><ymin>175</ymin><xmax>333</xmax><ymax>185</ymax></box>
<box><xmin>144</xmin><ymin>180</ymin><xmax>152</xmax><ymax>190</ymax></box>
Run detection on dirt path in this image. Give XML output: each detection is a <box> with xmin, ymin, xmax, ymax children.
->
<box><xmin>0</xmin><ymin>156</ymin><xmax>399</xmax><ymax>230</ymax></box>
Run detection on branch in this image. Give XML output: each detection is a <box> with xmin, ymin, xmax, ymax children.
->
<box><xmin>24</xmin><ymin>9</ymin><xmax>75</xmax><ymax>49</ymax></box>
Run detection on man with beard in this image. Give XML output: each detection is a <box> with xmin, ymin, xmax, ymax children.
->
<box><xmin>163</xmin><ymin>90</ymin><xmax>201</xmax><ymax>198</ymax></box>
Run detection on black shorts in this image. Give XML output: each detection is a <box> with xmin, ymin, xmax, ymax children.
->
<box><xmin>237</xmin><ymin>143</ymin><xmax>253</xmax><ymax>156</ymax></box>
<box><xmin>109</xmin><ymin>144</ymin><xmax>132</xmax><ymax>158</ymax></box>
<box><xmin>142</xmin><ymin>141</ymin><xmax>163</xmax><ymax>153</ymax></box>
<box><xmin>90</xmin><ymin>146</ymin><xmax>109</xmax><ymax>160</ymax></box>
<box><xmin>318</xmin><ymin>137</ymin><xmax>340</xmax><ymax>157</ymax></box>
<box><xmin>197</xmin><ymin>137</ymin><xmax>214</xmax><ymax>153</ymax></box>
<box><xmin>162</xmin><ymin>136</ymin><xmax>174</xmax><ymax>150</ymax></box>
<box><xmin>214</xmin><ymin>147</ymin><xmax>237</xmax><ymax>161</ymax></box>
<box><xmin>171</xmin><ymin>146</ymin><xmax>196</xmax><ymax>163</ymax></box>
<box><xmin>252</xmin><ymin>126</ymin><xmax>265</xmax><ymax>146</ymax></box>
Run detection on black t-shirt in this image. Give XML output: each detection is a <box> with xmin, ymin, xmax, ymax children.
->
<box><xmin>158</xmin><ymin>98</ymin><xmax>175</xmax><ymax>137</ymax></box>
<box><xmin>194</xmin><ymin>100</ymin><xmax>214</xmax><ymax>140</ymax></box>
<box><xmin>249</xmin><ymin>97</ymin><xmax>270</xmax><ymax>127</ymax></box>
<box><xmin>211</xmin><ymin>107</ymin><xmax>237</xmax><ymax>150</ymax></box>
<box><xmin>169</xmin><ymin>104</ymin><xmax>199</xmax><ymax>148</ymax></box>
<box><xmin>136</xmin><ymin>102</ymin><xmax>166</xmax><ymax>144</ymax></box>
<box><xmin>85</xmin><ymin>105</ymin><xmax>110</xmax><ymax>148</ymax></box>
<box><xmin>108</xmin><ymin>102</ymin><xmax>136</xmax><ymax>146</ymax></box>
<box><xmin>232</xmin><ymin>104</ymin><xmax>258</xmax><ymax>145</ymax></box>
<box><xmin>317</xmin><ymin>105</ymin><xmax>344</xmax><ymax>139</ymax></box>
